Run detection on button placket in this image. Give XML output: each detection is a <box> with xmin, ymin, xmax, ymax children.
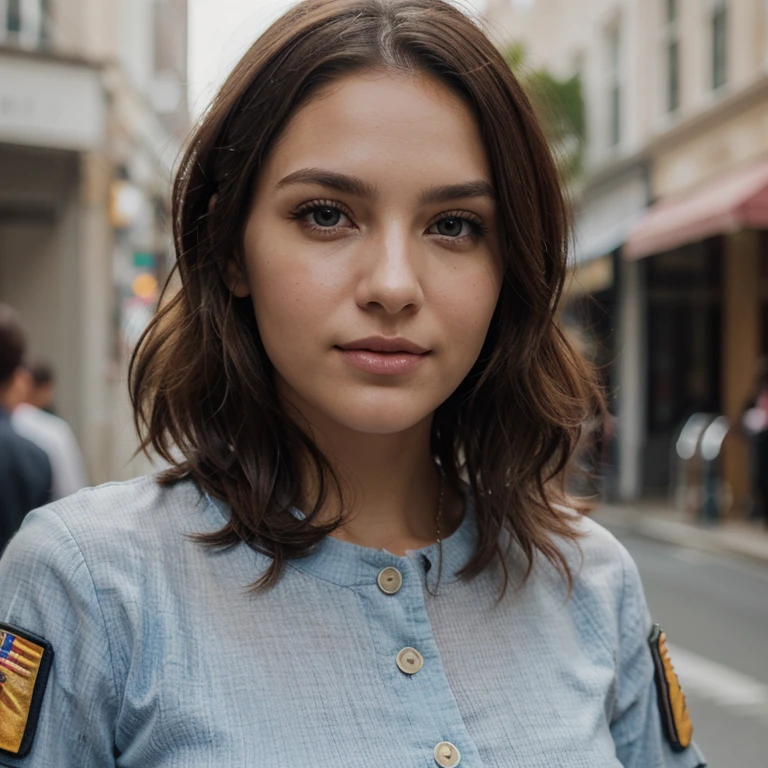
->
<box><xmin>365</xmin><ymin>557</ymin><xmax>478</xmax><ymax>767</ymax></box>
<box><xmin>376</xmin><ymin>568</ymin><xmax>426</xmax><ymax>677</ymax></box>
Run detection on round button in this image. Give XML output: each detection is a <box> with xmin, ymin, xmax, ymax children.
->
<box><xmin>434</xmin><ymin>741</ymin><xmax>461</xmax><ymax>767</ymax></box>
<box><xmin>396</xmin><ymin>647</ymin><xmax>424</xmax><ymax>674</ymax></box>
<box><xmin>377</xmin><ymin>566</ymin><xmax>403</xmax><ymax>594</ymax></box>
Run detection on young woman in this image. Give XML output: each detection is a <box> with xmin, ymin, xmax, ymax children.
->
<box><xmin>0</xmin><ymin>0</ymin><xmax>706</xmax><ymax>765</ymax></box>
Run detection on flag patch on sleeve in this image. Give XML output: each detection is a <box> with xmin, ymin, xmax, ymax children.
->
<box><xmin>648</xmin><ymin>623</ymin><xmax>693</xmax><ymax>752</ymax></box>
<box><xmin>0</xmin><ymin>623</ymin><xmax>54</xmax><ymax>758</ymax></box>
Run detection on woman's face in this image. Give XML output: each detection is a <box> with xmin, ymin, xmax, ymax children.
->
<box><xmin>237</xmin><ymin>69</ymin><xmax>502</xmax><ymax>436</ymax></box>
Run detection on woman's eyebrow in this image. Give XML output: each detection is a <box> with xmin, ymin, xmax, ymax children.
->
<box><xmin>276</xmin><ymin>168</ymin><xmax>378</xmax><ymax>200</ymax></box>
<box><xmin>275</xmin><ymin>168</ymin><xmax>495</xmax><ymax>205</ymax></box>
<box><xmin>419</xmin><ymin>180</ymin><xmax>496</xmax><ymax>205</ymax></box>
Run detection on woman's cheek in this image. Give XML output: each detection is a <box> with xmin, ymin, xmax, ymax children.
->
<box><xmin>446</xmin><ymin>285</ymin><xmax>497</xmax><ymax>335</ymax></box>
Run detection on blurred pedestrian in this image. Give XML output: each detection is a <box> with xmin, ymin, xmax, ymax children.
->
<box><xmin>0</xmin><ymin>304</ymin><xmax>52</xmax><ymax>553</ymax></box>
<box><xmin>12</xmin><ymin>359</ymin><xmax>88</xmax><ymax>500</ymax></box>
<box><xmin>24</xmin><ymin>359</ymin><xmax>56</xmax><ymax>413</ymax></box>
<box><xmin>0</xmin><ymin>2</ymin><xmax>705</xmax><ymax>766</ymax></box>
<box><xmin>742</xmin><ymin>362</ymin><xmax>768</xmax><ymax>525</ymax></box>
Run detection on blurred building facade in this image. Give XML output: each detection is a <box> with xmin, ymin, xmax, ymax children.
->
<box><xmin>486</xmin><ymin>0</ymin><xmax>768</xmax><ymax>512</ymax></box>
<box><xmin>0</xmin><ymin>0</ymin><xmax>188</xmax><ymax>485</ymax></box>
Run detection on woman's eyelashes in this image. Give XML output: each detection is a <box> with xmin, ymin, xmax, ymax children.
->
<box><xmin>427</xmin><ymin>210</ymin><xmax>488</xmax><ymax>240</ymax></box>
<box><xmin>289</xmin><ymin>200</ymin><xmax>355</xmax><ymax>235</ymax></box>
<box><xmin>287</xmin><ymin>199</ymin><xmax>489</xmax><ymax>243</ymax></box>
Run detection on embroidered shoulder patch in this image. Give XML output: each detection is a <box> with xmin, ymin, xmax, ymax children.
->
<box><xmin>648</xmin><ymin>623</ymin><xmax>693</xmax><ymax>752</ymax></box>
<box><xmin>0</xmin><ymin>623</ymin><xmax>54</xmax><ymax>758</ymax></box>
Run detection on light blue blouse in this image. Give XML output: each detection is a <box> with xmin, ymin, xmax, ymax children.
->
<box><xmin>0</xmin><ymin>476</ymin><xmax>706</xmax><ymax>767</ymax></box>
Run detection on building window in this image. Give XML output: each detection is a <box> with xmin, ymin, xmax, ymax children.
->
<box><xmin>607</xmin><ymin>24</ymin><xmax>621</xmax><ymax>147</ymax></box>
<box><xmin>665</xmin><ymin>0</ymin><xmax>680</xmax><ymax>112</ymax></box>
<box><xmin>712</xmin><ymin>0</ymin><xmax>727</xmax><ymax>90</ymax></box>
<box><xmin>6</xmin><ymin>0</ymin><xmax>22</xmax><ymax>33</ymax></box>
<box><xmin>666</xmin><ymin>0</ymin><xmax>676</xmax><ymax>20</ymax></box>
<box><xmin>39</xmin><ymin>0</ymin><xmax>49</xmax><ymax>43</ymax></box>
<box><xmin>1</xmin><ymin>0</ymin><xmax>47</xmax><ymax>47</ymax></box>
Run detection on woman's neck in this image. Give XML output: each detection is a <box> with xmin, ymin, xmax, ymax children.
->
<box><xmin>299</xmin><ymin>417</ymin><xmax>459</xmax><ymax>554</ymax></box>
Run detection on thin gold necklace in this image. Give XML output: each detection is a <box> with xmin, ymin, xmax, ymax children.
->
<box><xmin>333</xmin><ymin>473</ymin><xmax>445</xmax><ymax>547</ymax></box>
<box><xmin>435</xmin><ymin>471</ymin><xmax>445</xmax><ymax>544</ymax></box>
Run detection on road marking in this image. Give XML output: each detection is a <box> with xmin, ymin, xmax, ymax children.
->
<box><xmin>668</xmin><ymin>643</ymin><xmax>768</xmax><ymax>720</ymax></box>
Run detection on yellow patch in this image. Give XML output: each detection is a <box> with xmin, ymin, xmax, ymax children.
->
<box><xmin>0</xmin><ymin>625</ymin><xmax>53</xmax><ymax>758</ymax></box>
<box><xmin>649</xmin><ymin>623</ymin><xmax>694</xmax><ymax>752</ymax></box>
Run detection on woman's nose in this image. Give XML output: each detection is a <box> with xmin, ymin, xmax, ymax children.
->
<box><xmin>355</xmin><ymin>229</ymin><xmax>424</xmax><ymax>315</ymax></box>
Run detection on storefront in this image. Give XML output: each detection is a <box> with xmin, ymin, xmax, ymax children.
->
<box><xmin>626</xmin><ymin>159</ymin><xmax>768</xmax><ymax>511</ymax></box>
<box><xmin>0</xmin><ymin>50</ymin><xmax>113</xmax><ymax>481</ymax></box>
<box><xmin>567</xmin><ymin>159</ymin><xmax>651</xmax><ymax>500</ymax></box>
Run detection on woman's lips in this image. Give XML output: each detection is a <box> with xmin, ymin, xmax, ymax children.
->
<box><xmin>335</xmin><ymin>348</ymin><xmax>429</xmax><ymax>375</ymax></box>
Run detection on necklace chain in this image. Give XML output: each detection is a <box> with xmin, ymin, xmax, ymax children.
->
<box><xmin>435</xmin><ymin>471</ymin><xmax>445</xmax><ymax>545</ymax></box>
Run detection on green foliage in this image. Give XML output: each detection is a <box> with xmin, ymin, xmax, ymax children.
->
<box><xmin>504</xmin><ymin>41</ymin><xmax>527</xmax><ymax>72</ymax></box>
<box><xmin>504</xmin><ymin>42</ymin><xmax>585</xmax><ymax>182</ymax></box>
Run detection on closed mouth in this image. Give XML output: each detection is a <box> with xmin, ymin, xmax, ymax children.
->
<box><xmin>335</xmin><ymin>336</ymin><xmax>429</xmax><ymax>355</ymax></box>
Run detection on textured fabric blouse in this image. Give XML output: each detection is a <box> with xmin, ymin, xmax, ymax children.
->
<box><xmin>0</xmin><ymin>475</ymin><xmax>706</xmax><ymax>768</ymax></box>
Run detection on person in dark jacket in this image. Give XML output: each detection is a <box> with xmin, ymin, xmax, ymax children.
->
<box><xmin>0</xmin><ymin>303</ymin><xmax>51</xmax><ymax>553</ymax></box>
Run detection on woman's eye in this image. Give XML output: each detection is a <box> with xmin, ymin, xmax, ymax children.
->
<box><xmin>429</xmin><ymin>216</ymin><xmax>480</xmax><ymax>239</ymax></box>
<box><xmin>311</xmin><ymin>206</ymin><xmax>343</xmax><ymax>227</ymax></box>
<box><xmin>289</xmin><ymin>203</ymin><xmax>354</xmax><ymax>233</ymax></box>
<box><xmin>291</xmin><ymin>204</ymin><xmax>483</xmax><ymax>240</ymax></box>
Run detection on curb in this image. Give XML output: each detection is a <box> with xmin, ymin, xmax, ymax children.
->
<box><xmin>592</xmin><ymin>505</ymin><xmax>768</xmax><ymax>567</ymax></box>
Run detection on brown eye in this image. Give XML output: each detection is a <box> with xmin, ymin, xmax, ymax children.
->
<box><xmin>312</xmin><ymin>207</ymin><xmax>342</xmax><ymax>227</ymax></box>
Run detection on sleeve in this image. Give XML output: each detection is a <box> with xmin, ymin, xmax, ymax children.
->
<box><xmin>609</xmin><ymin>542</ymin><xmax>707</xmax><ymax>768</ymax></box>
<box><xmin>0</xmin><ymin>506</ymin><xmax>118</xmax><ymax>767</ymax></box>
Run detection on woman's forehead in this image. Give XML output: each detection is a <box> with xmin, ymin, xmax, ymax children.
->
<box><xmin>260</xmin><ymin>70</ymin><xmax>492</xmax><ymax>193</ymax></box>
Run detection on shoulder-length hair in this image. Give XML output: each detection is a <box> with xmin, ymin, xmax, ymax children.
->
<box><xmin>131</xmin><ymin>0</ymin><xmax>603</xmax><ymax>595</ymax></box>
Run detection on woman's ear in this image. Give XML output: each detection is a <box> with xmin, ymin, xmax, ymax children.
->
<box><xmin>209</xmin><ymin>193</ymin><xmax>251</xmax><ymax>298</ymax></box>
<box><xmin>224</xmin><ymin>257</ymin><xmax>251</xmax><ymax>298</ymax></box>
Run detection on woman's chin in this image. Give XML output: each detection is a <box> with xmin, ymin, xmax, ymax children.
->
<box><xmin>297</xmin><ymin>389</ymin><xmax>439</xmax><ymax>436</ymax></box>
<box><xmin>276</xmin><ymin>376</ymin><xmax>451</xmax><ymax>436</ymax></box>
<box><xmin>323</xmin><ymin>405</ymin><xmax>434</xmax><ymax>436</ymax></box>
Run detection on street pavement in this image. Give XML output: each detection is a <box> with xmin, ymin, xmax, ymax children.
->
<box><xmin>595</xmin><ymin>519</ymin><xmax>768</xmax><ymax>767</ymax></box>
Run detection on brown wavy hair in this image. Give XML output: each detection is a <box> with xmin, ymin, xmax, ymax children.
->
<box><xmin>130</xmin><ymin>0</ymin><xmax>604</xmax><ymax>595</ymax></box>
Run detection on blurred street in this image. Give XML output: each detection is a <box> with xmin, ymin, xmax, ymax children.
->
<box><xmin>597</xmin><ymin>515</ymin><xmax>768</xmax><ymax>767</ymax></box>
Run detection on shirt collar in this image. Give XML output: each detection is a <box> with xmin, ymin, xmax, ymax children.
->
<box><xmin>205</xmin><ymin>485</ymin><xmax>478</xmax><ymax>590</ymax></box>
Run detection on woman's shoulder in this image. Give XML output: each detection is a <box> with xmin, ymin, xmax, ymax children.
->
<box><xmin>0</xmin><ymin>476</ymin><xmax>231</xmax><ymax>634</ymax></box>
<box><xmin>571</xmin><ymin>511</ymin><xmax>635</xmax><ymax>572</ymax></box>
<box><xmin>7</xmin><ymin>474</ymin><xmax>212</xmax><ymax>568</ymax></box>
<box><xmin>546</xmin><ymin>503</ymin><xmax>635</xmax><ymax>572</ymax></box>
<box><xmin>532</xmin><ymin>506</ymin><xmax>645</xmax><ymax>625</ymax></box>
<box><xmin>50</xmin><ymin>472</ymin><xmax>203</xmax><ymax>524</ymax></box>
<box><xmin>556</xmin><ymin>510</ymin><xmax>648</xmax><ymax>639</ymax></box>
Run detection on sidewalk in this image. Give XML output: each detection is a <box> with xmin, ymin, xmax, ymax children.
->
<box><xmin>592</xmin><ymin>500</ymin><xmax>768</xmax><ymax>566</ymax></box>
